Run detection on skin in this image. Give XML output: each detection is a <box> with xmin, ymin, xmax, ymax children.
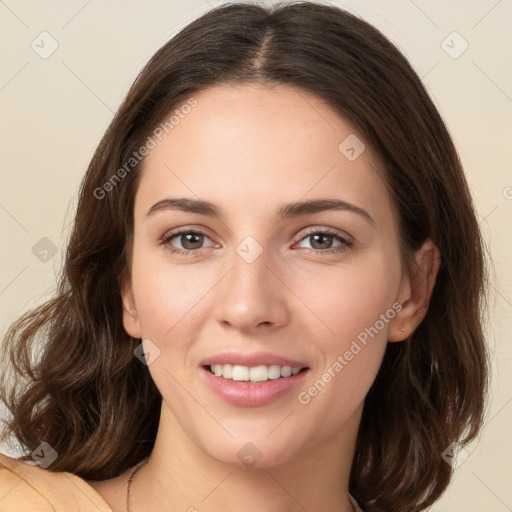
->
<box><xmin>86</xmin><ymin>83</ymin><xmax>440</xmax><ymax>511</ymax></box>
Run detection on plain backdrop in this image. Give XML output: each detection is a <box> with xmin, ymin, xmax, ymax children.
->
<box><xmin>0</xmin><ymin>1</ymin><xmax>511</xmax><ymax>510</ymax></box>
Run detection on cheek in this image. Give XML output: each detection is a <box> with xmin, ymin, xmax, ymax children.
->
<box><xmin>292</xmin><ymin>256</ymin><xmax>401</xmax><ymax>345</ymax></box>
<box><xmin>290</xmin><ymin>255</ymin><xmax>400</xmax><ymax>409</ymax></box>
<box><xmin>132</xmin><ymin>249</ymin><xmax>222</xmax><ymax>366</ymax></box>
<box><xmin>130</xmin><ymin>248</ymin><xmax>212</xmax><ymax>343</ymax></box>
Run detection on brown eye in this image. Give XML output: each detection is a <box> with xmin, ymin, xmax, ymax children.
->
<box><xmin>178</xmin><ymin>232</ymin><xmax>204</xmax><ymax>250</ymax></box>
<box><xmin>160</xmin><ymin>229</ymin><xmax>215</xmax><ymax>256</ymax></box>
<box><xmin>296</xmin><ymin>228</ymin><xmax>353</xmax><ymax>256</ymax></box>
<box><xmin>308</xmin><ymin>233</ymin><xmax>335</xmax><ymax>250</ymax></box>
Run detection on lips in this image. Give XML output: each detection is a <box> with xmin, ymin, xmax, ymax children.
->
<box><xmin>200</xmin><ymin>365</ymin><xmax>310</xmax><ymax>407</ymax></box>
<box><xmin>198</xmin><ymin>350</ymin><xmax>310</xmax><ymax>407</ymax></box>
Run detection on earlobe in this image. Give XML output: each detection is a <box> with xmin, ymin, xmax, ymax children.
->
<box><xmin>388</xmin><ymin>239</ymin><xmax>441</xmax><ymax>342</ymax></box>
<box><xmin>121</xmin><ymin>277</ymin><xmax>142</xmax><ymax>339</ymax></box>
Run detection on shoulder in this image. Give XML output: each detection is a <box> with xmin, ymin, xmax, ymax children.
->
<box><xmin>0</xmin><ymin>452</ymin><xmax>111</xmax><ymax>512</ymax></box>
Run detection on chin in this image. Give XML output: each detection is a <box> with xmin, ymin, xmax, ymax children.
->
<box><xmin>198</xmin><ymin>433</ymin><xmax>304</xmax><ymax>470</ymax></box>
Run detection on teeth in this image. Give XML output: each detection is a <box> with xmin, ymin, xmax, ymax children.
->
<box><xmin>222</xmin><ymin>364</ymin><xmax>233</xmax><ymax>379</ymax></box>
<box><xmin>249</xmin><ymin>365</ymin><xmax>268</xmax><ymax>382</ymax></box>
<box><xmin>232</xmin><ymin>365</ymin><xmax>249</xmax><ymax>381</ymax></box>
<box><xmin>210</xmin><ymin>364</ymin><xmax>304</xmax><ymax>382</ymax></box>
<box><xmin>268</xmin><ymin>365</ymin><xmax>281</xmax><ymax>379</ymax></box>
<box><xmin>281</xmin><ymin>366</ymin><xmax>292</xmax><ymax>377</ymax></box>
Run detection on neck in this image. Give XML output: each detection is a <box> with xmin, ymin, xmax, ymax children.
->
<box><xmin>129</xmin><ymin>401</ymin><xmax>360</xmax><ymax>512</ymax></box>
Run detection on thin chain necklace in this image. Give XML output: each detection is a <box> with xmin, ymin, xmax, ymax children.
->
<box><xmin>126</xmin><ymin>458</ymin><xmax>149</xmax><ymax>512</ymax></box>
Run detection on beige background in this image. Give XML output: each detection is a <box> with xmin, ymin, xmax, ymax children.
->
<box><xmin>0</xmin><ymin>0</ymin><xmax>511</xmax><ymax>510</ymax></box>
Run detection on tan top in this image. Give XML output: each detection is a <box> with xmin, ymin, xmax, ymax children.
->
<box><xmin>0</xmin><ymin>452</ymin><xmax>111</xmax><ymax>511</ymax></box>
<box><xmin>0</xmin><ymin>452</ymin><xmax>364</xmax><ymax>511</ymax></box>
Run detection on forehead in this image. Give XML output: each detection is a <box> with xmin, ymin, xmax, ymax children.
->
<box><xmin>135</xmin><ymin>83</ymin><xmax>394</xmax><ymax>226</ymax></box>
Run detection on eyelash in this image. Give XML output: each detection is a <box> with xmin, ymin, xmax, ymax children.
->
<box><xmin>159</xmin><ymin>227</ymin><xmax>353</xmax><ymax>258</ymax></box>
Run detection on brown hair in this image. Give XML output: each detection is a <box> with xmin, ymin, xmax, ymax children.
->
<box><xmin>0</xmin><ymin>2</ymin><xmax>490</xmax><ymax>510</ymax></box>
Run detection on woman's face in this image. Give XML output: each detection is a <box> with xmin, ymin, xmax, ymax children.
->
<box><xmin>122</xmin><ymin>83</ymin><xmax>409</xmax><ymax>468</ymax></box>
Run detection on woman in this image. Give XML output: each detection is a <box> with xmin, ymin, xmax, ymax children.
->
<box><xmin>0</xmin><ymin>2</ymin><xmax>489</xmax><ymax>511</ymax></box>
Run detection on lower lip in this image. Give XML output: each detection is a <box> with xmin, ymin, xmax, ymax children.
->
<box><xmin>200</xmin><ymin>366</ymin><xmax>309</xmax><ymax>407</ymax></box>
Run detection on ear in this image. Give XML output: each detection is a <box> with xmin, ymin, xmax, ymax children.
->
<box><xmin>388</xmin><ymin>238</ymin><xmax>441</xmax><ymax>342</ymax></box>
<box><xmin>121</xmin><ymin>276</ymin><xmax>142</xmax><ymax>339</ymax></box>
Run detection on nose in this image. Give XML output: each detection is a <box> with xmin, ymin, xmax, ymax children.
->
<box><xmin>212</xmin><ymin>246</ymin><xmax>290</xmax><ymax>334</ymax></box>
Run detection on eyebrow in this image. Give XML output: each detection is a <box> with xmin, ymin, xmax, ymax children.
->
<box><xmin>146</xmin><ymin>197</ymin><xmax>374</xmax><ymax>225</ymax></box>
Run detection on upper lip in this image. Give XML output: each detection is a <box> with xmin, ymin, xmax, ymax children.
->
<box><xmin>200</xmin><ymin>351</ymin><xmax>309</xmax><ymax>369</ymax></box>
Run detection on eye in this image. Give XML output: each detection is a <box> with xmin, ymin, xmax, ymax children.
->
<box><xmin>295</xmin><ymin>228</ymin><xmax>353</xmax><ymax>256</ymax></box>
<box><xmin>159</xmin><ymin>228</ymin><xmax>216</xmax><ymax>256</ymax></box>
<box><xmin>159</xmin><ymin>226</ymin><xmax>353</xmax><ymax>258</ymax></box>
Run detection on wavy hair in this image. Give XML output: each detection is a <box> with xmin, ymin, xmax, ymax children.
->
<box><xmin>0</xmin><ymin>2</ymin><xmax>490</xmax><ymax>511</ymax></box>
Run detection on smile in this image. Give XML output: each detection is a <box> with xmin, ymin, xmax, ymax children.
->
<box><xmin>201</xmin><ymin>365</ymin><xmax>310</xmax><ymax>407</ymax></box>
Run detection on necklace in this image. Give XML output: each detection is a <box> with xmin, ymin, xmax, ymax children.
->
<box><xmin>126</xmin><ymin>458</ymin><xmax>149</xmax><ymax>512</ymax></box>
